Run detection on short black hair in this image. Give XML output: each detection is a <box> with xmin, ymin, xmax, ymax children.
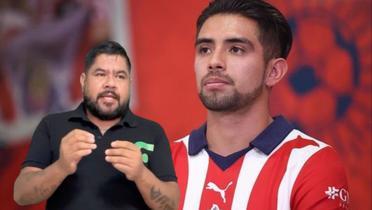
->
<box><xmin>84</xmin><ymin>40</ymin><xmax>131</xmax><ymax>72</ymax></box>
<box><xmin>196</xmin><ymin>0</ymin><xmax>292</xmax><ymax>62</ymax></box>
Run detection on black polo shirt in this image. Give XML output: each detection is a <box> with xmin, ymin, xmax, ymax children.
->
<box><xmin>23</xmin><ymin>103</ymin><xmax>177</xmax><ymax>210</ymax></box>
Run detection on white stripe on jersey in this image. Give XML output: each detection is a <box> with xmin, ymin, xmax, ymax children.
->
<box><xmin>232</xmin><ymin>148</ymin><xmax>268</xmax><ymax>209</ymax></box>
<box><xmin>277</xmin><ymin>130</ymin><xmax>327</xmax><ymax>210</ymax></box>
<box><xmin>181</xmin><ymin>136</ymin><xmax>210</xmax><ymax>210</ymax></box>
<box><xmin>177</xmin><ymin>130</ymin><xmax>330</xmax><ymax>210</ymax></box>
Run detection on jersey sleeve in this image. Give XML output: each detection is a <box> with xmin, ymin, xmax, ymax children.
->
<box><xmin>22</xmin><ymin>117</ymin><xmax>52</xmax><ymax>169</ymax></box>
<box><xmin>291</xmin><ymin>146</ymin><xmax>349</xmax><ymax>209</ymax></box>
<box><xmin>148</xmin><ymin>125</ymin><xmax>177</xmax><ymax>182</ymax></box>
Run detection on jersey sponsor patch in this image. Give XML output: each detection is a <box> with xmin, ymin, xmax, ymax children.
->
<box><xmin>325</xmin><ymin>186</ymin><xmax>350</xmax><ymax>208</ymax></box>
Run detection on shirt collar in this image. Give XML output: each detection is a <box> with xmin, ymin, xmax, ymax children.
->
<box><xmin>68</xmin><ymin>102</ymin><xmax>138</xmax><ymax>128</ymax></box>
<box><xmin>188</xmin><ymin>123</ymin><xmax>208</xmax><ymax>155</ymax></box>
<box><xmin>188</xmin><ymin>115</ymin><xmax>294</xmax><ymax>156</ymax></box>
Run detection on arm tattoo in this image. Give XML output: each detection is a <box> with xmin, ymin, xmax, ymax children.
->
<box><xmin>150</xmin><ymin>186</ymin><xmax>176</xmax><ymax>210</ymax></box>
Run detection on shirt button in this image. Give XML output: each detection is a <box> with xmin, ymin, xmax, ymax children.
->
<box><xmin>96</xmin><ymin>135</ymin><xmax>102</xmax><ymax>140</ymax></box>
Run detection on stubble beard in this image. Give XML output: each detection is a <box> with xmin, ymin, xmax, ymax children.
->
<box><xmin>199</xmin><ymin>84</ymin><xmax>263</xmax><ymax>113</ymax></box>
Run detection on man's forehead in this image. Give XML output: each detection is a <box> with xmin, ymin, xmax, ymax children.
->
<box><xmin>94</xmin><ymin>54</ymin><xmax>127</xmax><ymax>63</ymax></box>
<box><xmin>197</xmin><ymin>14</ymin><xmax>260</xmax><ymax>40</ymax></box>
<box><xmin>90</xmin><ymin>54</ymin><xmax>129</xmax><ymax>72</ymax></box>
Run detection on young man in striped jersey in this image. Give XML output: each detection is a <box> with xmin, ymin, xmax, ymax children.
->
<box><xmin>172</xmin><ymin>0</ymin><xmax>349</xmax><ymax>209</ymax></box>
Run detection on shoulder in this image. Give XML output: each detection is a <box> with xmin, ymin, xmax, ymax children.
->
<box><xmin>275</xmin><ymin>129</ymin><xmax>331</xmax><ymax>158</ymax></box>
<box><xmin>171</xmin><ymin>135</ymin><xmax>189</xmax><ymax>149</ymax></box>
<box><xmin>38</xmin><ymin>110</ymin><xmax>76</xmax><ymax>127</ymax></box>
<box><xmin>276</xmin><ymin>129</ymin><xmax>345</xmax><ymax>178</ymax></box>
<box><xmin>131</xmin><ymin>113</ymin><xmax>164</xmax><ymax>130</ymax></box>
<box><xmin>129</xmin><ymin>113</ymin><xmax>168</xmax><ymax>140</ymax></box>
<box><xmin>170</xmin><ymin>135</ymin><xmax>190</xmax><ymax>160</ymax></box>
<box><xmin>289</xmin><ymin>130</ymin><xmax>347</xmax><ymax>181</ymax></box>
<box><xmin>284</xmin><ymin>130</ymin><xmax>349</xmax><ymax>209</ymax></box>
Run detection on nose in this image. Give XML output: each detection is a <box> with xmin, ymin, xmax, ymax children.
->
<box><xmin>208</xmin><ymin>49</ymin><xmax>225</xmax><ymax>72</ymax></box>
<box><xmin>104</xmin><ymin>74</ymin><xmax>116</xmax><ymax>89</ymax></box>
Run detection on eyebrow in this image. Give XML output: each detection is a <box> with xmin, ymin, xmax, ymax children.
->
<box><xmin>115</xmin><ymin>70</ymin><xmax>129</xmax><ymax>76</ymax></box>
<box><xmin>93</xmin><ymin>68</ymin><xmax>129</xmax><ymax>75</ymax></box>
<box><xmin>195</xmin><ymin>38</ymin><xmax>213</xmax><ymax>46</ymax></box>
<box><xmin>195</xmin><ymin>37</ymin><xmax>254</xmax><ymax>49</ymax></box>
<box><xmin>93</xmin><ymin>68</ymin><xmax>106</xmax><ymax>73</ymax></box>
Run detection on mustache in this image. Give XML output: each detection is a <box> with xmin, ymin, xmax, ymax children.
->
<box><xmin>201</xmin><ymin>71</ymin><xmax>234</xmax><ymax>84</ymax></box>
<box><xmin>97</xmin><ymin>90</ymin><xmax>119</xmax><ymax>100</ymax></box>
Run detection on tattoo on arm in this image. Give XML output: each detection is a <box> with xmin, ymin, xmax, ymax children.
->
<box><xmin>150</xmin><ymin>186</ymin><xmax>175</xmax><ymax>210</ymax></box>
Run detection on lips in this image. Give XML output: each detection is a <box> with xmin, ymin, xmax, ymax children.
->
<box><xmin>97</xmin><ymin>91</ymin><xmax>119</xmax><ymax>101</ymax></box>
<box><xmin>202</xmin><ymin>75</ymin><xmax>233</xmax><ymax>90</ymax></box>
<box><xmin>203</xmin><ymin>77</ymin><xmax>230</xmax><ymax>85</ymax></box>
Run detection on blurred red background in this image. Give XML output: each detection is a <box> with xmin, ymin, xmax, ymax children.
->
<box><xmin>0</xmin><ymin>0</ymin><xmax>370</xmax><ymax>209</ymax></box>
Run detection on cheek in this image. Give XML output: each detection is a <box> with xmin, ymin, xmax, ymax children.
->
<box><xmin>230</xmin><ymin>63</ymin><xmax>265</xmax><ymax>88</ymax></box>
<box><xmin>118</xmin><ymin>83</ymin><xmax>131</xmax><ymax>99</ymax></box>
<box><xmin>194</xmin><ymin>59</ymin><xmax>206</xmax><ymax>89</ymax></box>
<box><xmin>84</xmin><ymin>82</ymin><xmax>98</xmax><ymax>97</ymax></box>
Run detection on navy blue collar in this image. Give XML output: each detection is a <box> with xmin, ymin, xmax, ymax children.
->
<box><xmin>188</xmin><ymin>116</ymin><xmax>294</xmax><ymax>156</ymax></box>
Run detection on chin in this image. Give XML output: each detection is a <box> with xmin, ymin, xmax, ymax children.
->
<box><xmin>99</xmin><ymin>102</ymin><xmax>118</xmax><ymax>109</ymax></box>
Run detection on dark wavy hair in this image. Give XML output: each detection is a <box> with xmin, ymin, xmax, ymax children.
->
<box><xmin>196</xmin><ymin>0</ymin><xmax>292</xmax><ymax>62</ymax></box>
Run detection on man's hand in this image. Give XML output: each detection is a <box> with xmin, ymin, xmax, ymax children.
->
<box><xmin>56</xmin><ymin>129</ymin><xmax>96</xmax><ymax>175</ymax></box>
<box><xmin>105</xmin><ymin>141</ymin><xmax>145</xmax><ymax>181</ymax></box>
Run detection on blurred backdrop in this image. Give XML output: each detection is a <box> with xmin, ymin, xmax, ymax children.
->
<box><xmin>0</xmin><ymin>0</ymin><xmax>370</xmax><ymax>209</ymax></box>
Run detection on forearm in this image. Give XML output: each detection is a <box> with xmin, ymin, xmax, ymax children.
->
<box><xmin>134</xmin><ymin>168</ymin><xmax>179</xmax><ymax>210</ymax></box>
<box><xmin>13</xmin><ymin>163</ymin><xmax>68</xmax><ymax>205</ymax></box>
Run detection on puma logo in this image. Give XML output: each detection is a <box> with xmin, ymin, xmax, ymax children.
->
<box><xmin>206</xmin><ymin>181</ymin><xmax>233</xmax><ymax>203</ymax></box>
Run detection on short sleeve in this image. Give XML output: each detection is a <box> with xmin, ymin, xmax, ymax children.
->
<box><xmin>291</xmin><ymin>146</ymin><xmax>350</xmax><ymax>209</ymax></box>
<box><xmin>148</xmin><ymin>125</ymin><xmax>177</xmax><ymax>182</ymax></box>
<box><xmin>22</xmin><ymin>117</ymin><xmax>52</xmax><ymax>169</ymax></box>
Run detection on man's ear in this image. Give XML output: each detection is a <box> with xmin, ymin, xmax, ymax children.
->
<box><xmin>265</xmin><ymin>58</ymin><xmax>288</xmax><ymax>87</ymax></box>
<box><xmin>80</xmin><ymin>72</ymin><xmax>86</xmax><ymax>91</ymax></box>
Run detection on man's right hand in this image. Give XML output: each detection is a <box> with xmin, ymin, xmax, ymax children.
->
<box><xmin>56</xmin><ymin>129</ymin><xmax>96</xmax><ymax>175</ymax></box>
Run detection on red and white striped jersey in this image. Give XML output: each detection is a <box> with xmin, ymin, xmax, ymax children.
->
<box><xmin>171</xmin><ymin>117</ymin><xmax>349</xmax><ymax>210</ymax></box>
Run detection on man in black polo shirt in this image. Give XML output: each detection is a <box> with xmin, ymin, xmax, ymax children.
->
<box><xmin>14</xmin><ymin>41</ymin><xmax>179</xmax><ymax>210</ymax></box>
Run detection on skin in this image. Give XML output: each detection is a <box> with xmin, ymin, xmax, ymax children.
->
<box><xmin>81</xmin><ymin>54</ymin><xmax>130</xmax><ymax>126</ymax></box>
<box><xmin>195</xmin><ymin>14</ymin><xmax>288</xmax><ymax>156</ymax></box>
<box><xmin>14</xmin><ymin>54</ymin><xmax>179</xmax><ymax>209</ymax></box>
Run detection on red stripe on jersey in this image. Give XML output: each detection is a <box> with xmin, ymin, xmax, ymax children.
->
<box><xmin>290</xmin><ymin>146</ymin><xmax>349</xmax><ymax>209</ymax></box>
<box><xmin>199</xmin><ymin>156</ymin><xmax>244</xmax><ymax>209</ymax></box>
<box><xmin>247</xmin><ymin>136</ymin><xmax>319</xmax><ymax>209</ymax></box>
<box><xmin>172</xmin><ymin>132</ymin><xmax>348</xmax><ymax>209</ymax></box>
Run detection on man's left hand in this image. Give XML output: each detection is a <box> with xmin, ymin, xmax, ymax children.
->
<box><xmin>105</xmin><ymin>140</ymin><xmax>144</xmax><ymax>181</ymax></box>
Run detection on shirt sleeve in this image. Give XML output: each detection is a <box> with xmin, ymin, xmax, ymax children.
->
<box><xmin>148</xmin><ymin>125</ymin><xmax>177</xmax><ymax>182</ymax></box>
<box><xmin>291</xmin><ymin>146</ymin><xmax>350</xmax><ymax>209</ymax></box>
<box><xmin>22</xmin><ymin>117</ymin><xmax>52</xmax><ymax>169</ymax></box>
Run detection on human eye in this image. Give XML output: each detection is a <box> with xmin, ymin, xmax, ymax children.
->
<box><xmin>197</xmin><ymin>45</ymin><xmax>212</xmax><ymax>55</ymax></box>
<box><xmin>229</xmin><ymin>46</ymin><xmax>245</xmax><ymax>55</ymax></box>
<box><xmin>94</xmin><ymin>72</ymin><xmax>105</xmax><ymax>77</ymax></box>
<box><xmin>115</xmin><ymin>72</ymin><xmax>128</xmax><ymax>80</ymax></box>
<box><xmin>116</xmin><ymin>74</ymin><xmax>126</xmax><ymax>80</ymax></box>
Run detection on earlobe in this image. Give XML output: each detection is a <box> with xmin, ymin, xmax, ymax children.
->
<box><xmin>80</xmin><ymin>73</ymin><xmax>86</xmax><ymax>90</ymax></box>
<box><xmin>265</xmin><ymin>58</ymin><xmax>288</xmax><ymax>87</ymax></box>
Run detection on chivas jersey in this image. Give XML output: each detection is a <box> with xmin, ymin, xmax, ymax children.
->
<box><xmin>171</xmin><ymin>116</ymin><xmax>349</xmax><ymax>210</ymax></box>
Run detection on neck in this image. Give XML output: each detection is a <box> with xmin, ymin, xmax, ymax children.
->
<box><xmin>206</xmin><ymin>95</ymin><xmax>272</xmax><ymax>156</ymax></box>
<box><xmin>86</xmin><ymin>111</ymin><xmax>121</xmax><ymax>135</ymax></box>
